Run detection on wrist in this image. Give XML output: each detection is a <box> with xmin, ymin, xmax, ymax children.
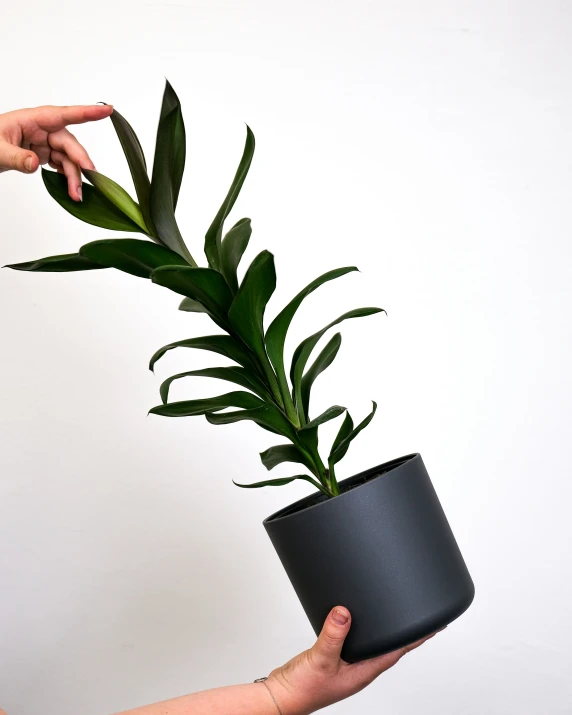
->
<box><xmin>261</xmin><ymin>672</ymin><xmax>313</xmax><ymax>715</ymax></box>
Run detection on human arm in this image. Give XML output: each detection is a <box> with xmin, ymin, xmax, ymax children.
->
<box><xmin>0</xmin><ymin>103</ymin><xmax>112</xmax><ymax>200</ymax></box>
<box><xmin>115</xmin><ymin>606</ymin><xmax>441</xmax><ymax>715</ymax></box>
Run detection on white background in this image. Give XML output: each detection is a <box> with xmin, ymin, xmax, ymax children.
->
<box><xmin>1</xmin><ymin>1</ymin><xmax>571</xmax><ymax>713</ymax></box>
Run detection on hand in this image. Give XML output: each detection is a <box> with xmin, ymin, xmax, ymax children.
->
<box><xmin>266</xmin><ymin>606</ymin><xmax>442</xmax><ymax>714</ymax></box>
<box><xmin>0</xmin><ymin>104</ymin><xmax>113</xmax><ymax>201</ymax></box>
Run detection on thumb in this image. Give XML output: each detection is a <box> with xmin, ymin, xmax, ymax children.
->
<box><xmin>0</xmin><ymin>141</ymin><xmax>38</xmax><ymax>173</ymax></box>
<box><xmin>310</xmin><ymin>606</ymin><xmax>352</xmax><ymax>666</ymax></box>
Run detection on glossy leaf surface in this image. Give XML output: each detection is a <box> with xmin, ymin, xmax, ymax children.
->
<box><xmin>82</xmin><ymin>169</ymin><xmax>148</xmax><ymax>233</ymax></box>
<box><xmin>220</xmin><ymin>218</ymin><xmax>251</xmax><ymax>294</ymax></box>
<box><xmin>159</xmin><ymin>366</ymin><xmax>270</xmax><ymax>404</ymax></box>
<box><xmin>5</xmin><ymin>253</ymin><xmax>106</xmax><ymax>272</ymax></box>
<box><xmin>149</xmin><ymin>334</ymin><xmax>257</xmax><ymax>373</ymax></box>
<box><xmin>259</xmin><ymin>444</ymin><xmax>312</xmax><ymax>471</ymax></box>
<box><xmin>329</xmin><ymin>401</ymin><xmax>377</xmax><ymax>464</ymax></box>
<box><xmin>79</xmin><ymin>239</ymin><xmax>189</xmax><ymax>279</ymax></box>
<box><xmin>300</xmin><ymin>332</ymin><xmax>342</xmax><ymax>419</ymax></box>
<box><xmin>149</xmin><ymin>391</ymin><xmax>263</xmax><ymax>417</ymax></box>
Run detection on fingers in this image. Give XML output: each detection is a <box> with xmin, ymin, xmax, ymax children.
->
<box><xmin>310</xmin><ymin>606</ymin><xmax>352</xmax><ymax>667</ymax></box>
<box><xmin>0</xmin><ymin>140</ymin><xmax>38</xmax><ymax>173</ymax></box>
<box><xmin>48</xmin><ymin>127</ymin><xmax>95</xmax><ymax>171</ymax></box>
<box><xmin>358</xmin><ymin>629</ymin><xmax>444</xmax><ymax>682</ymax></box>
<box><xmin>31</xmin><ymin>104</ymin><xmax>113</xmax><ymax>133</ymax></box>
<box><xmin>50</xmin><ymin>149</ymin><xmax>83</xmax><ymax>202</ymax></box>
<box><xmin>30</xmin><ymin>143</ymin><xmax>51</xmax><ymax>165</ymax></box>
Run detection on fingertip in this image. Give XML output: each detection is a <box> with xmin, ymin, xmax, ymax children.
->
<box><xmin>331</xmin><ymin>606</ymin><xmax>350</xmax><ymax>626</ymax></box>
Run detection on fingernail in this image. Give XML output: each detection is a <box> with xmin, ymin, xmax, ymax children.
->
<box><xmin>24</xmin><ymin>157</ymin><xmax>34</xmax><ymax>172</ymax></box>
<box><xmin>332</xmin><ymin>609</ymin><xmax>349</xmax><ymax>626</ymax></box>
<box><xmin>77</xmin><ymin>186</ymin><xmax>83</xmax><ymax>202</ymax></box>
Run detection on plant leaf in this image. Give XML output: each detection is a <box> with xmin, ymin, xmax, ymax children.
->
<box><xmin>265</xmin><ymin>267</ymin><xmax>357</xmax><ymax>412</ymax></box>
<box><xmin>300</xmin><ymin>333</ymin><xmax>341</xmax><ymax>419</ymax></box>
<box><xmin>5</xmin><ymin>253</ymin><xmax>107</xmax><ymax>272</ymax></box>
<box><xmin>42</xmin><ymin>169</ymin><xmax>141</xmax><ymax>232</ymax></box>
<box><xmin>178</xmin><ymin>297</ymin><xmax>209</xmax><ymax>313</ymax></box>
<box><xmin>82</xmin><ymin>169</ymin><xmax>148</xmax><ymax>233</ymax></box>
<box><xmin>291</xmin><ymin>307</ymin><xmax>384</xmax><ymax>423</ymax></box>
<box><xmin>328</xmin><ymin>411</ymin><xmax>354</xmax><ymax>467</ymax></box>
<box><xmin>220</xmin><ymin>218</ymin><xmax>251</xmax><ymax>294</ymax></box>
<box><xmin>107</xmin><ymin>106</ymin><xmax>154</xmax><ymax>232</ymax></box>
<box><xmin>329</xmin><ymin>401</ymin><xmax>377</xmax><ymax>464</ymax></box>
<box><xmin>151</xmin><ymin>266</ymin><xmax>233</xmax><ymax>326</ymax></box>
<box><xmin>233</xmin><ymin>474</ymin><xmax>326</xmax><ymax>492</ymax></box>
<box><xmin>79</xmin><ymin>239</ymin><xmax>189</xmax><ymax>279</ymax></box>
<box><xmin>159</xmin><ymin>366</ymin><xmax>271</xmax><ymax>404</ymax></box>
<box><xmin>299</xmin><ymin>405</ymin><xmax>346</xmax><ymax>432</ymax></box>
<box><xmin>149</xmin><ymin>334</ymin><xmax>257</xmax><ymax>373</ymax></box>
<box><xmin>205</xmin><ymin>125</ymin><xmax>255</xmax><ymax>271</ymax></box>
<box><xmin>149</xmin><ymin>391</ymin><xmax>263</xmax><ymax>417</ymax></box>
<box><xmin>150</xmin><ymin>82</ymin><xmax>194</xmax><ymax>264</ymax></box>
<box><xmin>259</xmin><ymin>444</ymin><xmax>313</xmax><ymax>471</ymax></box>
<box><xmin>205</xmin><ymin>404</ymin><xmax>296</xmax><ymax>439</ymax></box>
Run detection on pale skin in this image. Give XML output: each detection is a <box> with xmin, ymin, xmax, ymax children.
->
<box><xmin>1</xmin><ymin>104</ymin><xmax>442</xmax><ymax>714</ymax></box>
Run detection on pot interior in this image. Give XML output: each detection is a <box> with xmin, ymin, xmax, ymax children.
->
<box><xmin>267</xmin><ymin>453</ymin><xmax>417</xmax><ymax>521</ymax></box>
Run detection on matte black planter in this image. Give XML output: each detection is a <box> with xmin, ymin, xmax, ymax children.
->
<box><xmin>263</xmin><ymin>453</ymin><xmax>474</xmax><ymax>663</ymax></box>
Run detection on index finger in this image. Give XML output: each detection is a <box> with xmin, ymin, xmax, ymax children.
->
<box><xmin>32</xmin><ymin>104</ymin><xmax>113</xmax><ymax>132</ymax></box>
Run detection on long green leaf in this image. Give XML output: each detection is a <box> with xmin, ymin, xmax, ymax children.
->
<box><xmin>149</xmin><ymin>335</ymin><xmax>257</xmax><ymax>373</ymax></box>
<box><xmin>205</xmin><ymin>125</ymin><xmax>255</xmax><ymax>271</ymax></box>
<box><xmin>300</xmin><ymin>333</ymin><xmax>342</xmax><ymax>419</ymax></box>
<box><xmin>150</xmin><ymin>83</ymin><xmax>194</xmax><ymax>264</ymax></box>
<box><xmin>260</xmin><ymin>444</ymin><xmax>313</xmax><ymax>471</ymax></box>
<box><xmin>328</xmin><ymin>411</ymin><xmax>354</xmax><ymax>468</ymax></box>
<box><xmin>290</xmin><ymin>307</ymin><xmax>384</xmax><ymax>423</ymax></box>
<box><xmin>178</xmin><ymin>297</ymin><xmax>209</xmax><ymax>313</ymax></box>
<box><xmin>79</xmin><ymin>239</ymin><xmax>189</xmax><ymax>279</ymax></box>
<box><xmin>151</xmin><ymin>266</ymin><xmax>233</xmax><ymax>326</ymax></box>
<box><xmin>42</xmin><ymin>169</ymin><xmax>141</xmax><ymax>232</ymax></box>
<box><xmin>159</xmin><ymin>367</ymin><xmax>271</xmax><ymax>404</ymax></box>
<box><xmin>299</xmin><ymin>405</ymin><xmax>346</xmax><ymax>431</ymax></box>
<box><xmin>265</xmin><ymin>267</ymin><xmax>357</xmax><ymax>416</ymax></box>
<box><xmin>205</xmin><ymin>404</ymin><xmax>296</xmax><ymax>439</ymax></box>
<box><xmin>82</xmin><ymin>169</ymin><xmax>148</xmax><ymax>233</ymax></box>
<box><xmin>108</xmin><ymin>106</ymin><xmax>155</xmax><ymax>234</ymax></box>
<box><xmin>329</xmin><ymin>401</ymin><xmax>377</xmax><ymax>464</ymax></box>
<box><xmin>220</xmin><ymin>218</ymin><xmax>251</xmax><ymax>294</ymax></box>
<box><xmin>233</xmin><ymin>474</ymin><xmax>327</xmax><ymax>494</ymax></box>
<box><xmin>149</xmin><ymin>391</ymin><xmax>262</xmax><ymax>417</ymax></box>
<box><xmin>5</xmin><ymin>253</ymin><xmax>107</xmax><ymax>272</ymax></box>
<box><xmin>228</xmin><ymin>250</ymin><xmax>281</xmax><ymax>401</ymax></box>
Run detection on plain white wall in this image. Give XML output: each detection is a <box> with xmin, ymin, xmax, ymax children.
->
<box><xmin>1</xmin><ymin>1</ymin><xmax>571</xmax><ymax>713</ymax></box>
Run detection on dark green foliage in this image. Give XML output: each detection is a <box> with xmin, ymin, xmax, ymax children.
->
<box><xmin>6</xmin><ymin>80</ymin><xmax>384</xmax><ymax>499</ymax></box>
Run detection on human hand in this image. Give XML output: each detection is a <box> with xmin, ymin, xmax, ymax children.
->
<box><xmin>0</xmin><ymin>104</ymin><xmax>113</xmax><ymax>201</ymax></box>
<box><xmin>265</xmin><ymin>606</ymin><xmax>442</xmax><ymax>714</ymax></box>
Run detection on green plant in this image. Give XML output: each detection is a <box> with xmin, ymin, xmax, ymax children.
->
<box><xmin>6</xmin><ymin>81</ymin><xmax>384</xmax><ymax>499</ymax></box>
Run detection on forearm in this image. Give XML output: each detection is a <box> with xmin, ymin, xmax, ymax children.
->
<box><xmin>116</xmin><ymin>679</ymin><xmax>304</xmax><ymax>715</ymax></box>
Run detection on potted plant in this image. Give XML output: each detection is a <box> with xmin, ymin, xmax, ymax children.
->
<box><xmin>6</xmin><ymin>81</ymin><xmax>474</xmax><ymax>663</ymax></box>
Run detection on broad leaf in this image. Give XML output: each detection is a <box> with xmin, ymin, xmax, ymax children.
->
<box><xmin>205</xmin><ymin>404</ymin><xmax>297</xmax><ymax>440</ymax></box>
<box><xmin>290</xmin><ymin>307</ymin><xmax>384</xmax><ymax>423</ymax></box>
<box><xmin>159</xmin><ymin>366</ymin><xmax>271</xmax><ymax>404</ymax></box>
<box><xmin>5</xmin><ymin>253</ymin><xmax>106</xmax><ymax>272</ymax></box>
<box><xmin>150</xmin><ymin>83</ymin><xmax>194</xmax><ymax>264</ymax></box>
<box><xmin>82</xmin><ymin>169</ymin><xmax>148</xmax><ymax>233</ymax></box>
<box><xmin>299</xmin><ymin>405</ymin><xmax>346</xmax><ymax>431</ymax></box>
<box><xmin>151</xmin><ymin>266</ymin><xmax>233</xmax><ymax>326</ymax></box>
<box><xmin>300</xmin><ymin>332</ymin><xmax>342</xmax><ymax>419</ymax></box>
<box><xmin>42</xmin><ymin>169</ymin><xmax>141</xmax><ymax>232</ymax></box>
<box><xmin>260</xmin><ymin>444</ymin><xmax>313</xmax><ymax>471</ymax></box>
<box><xmin>233</xmin><ymin>473</ymin><xmax>326</xmax><ymax>493</ymax></box>
<box><xmin>108</xmin><ymin>106</ymin><xmax>154</xmax><ymax>234</ymax></box>
<box><xmin>149</xmin><ymin>334</ymin><xmax>257</xmax><ymax>373</ymax></box>
<box><xmin>179</xmin><ymin>297</ymin><xmax>208</xmax><ymax>313</ymax></box>
<box><xmin>265</xmin><ymin>267</ymin><xmax>357</xmax><ymax>412</ymax></box>
<box><xmin>228</xmin><ymin>250</ymin><xmax>280</xmax><ymax>396</ymax></box>
<box><xmin>205</xmin><ymin>125</ymin><xmax>255</xmax><ymax>270</ymax></box>
<box><xmin>220</xmin><ymin>218</ymin><xmax>251</xmax><ymax>294</ymax></box>
<box><xmin>329</xmin><ymin>401</ymin><xmax>377</xmax><ymax>464</ymax></box>
<box><xmin>328</xmin><ymin>411</ymin><xmax>354</xmax><ymax>467</ymax></box>
<box><xmin>79</xmin><ymin>239</ymin><xmax>189</xmax><ymax>279</ymax></box>
<box><xmin>149</xmin><ymin>391</ymin><xmax>262</xmax><ymax>417</ymax></box>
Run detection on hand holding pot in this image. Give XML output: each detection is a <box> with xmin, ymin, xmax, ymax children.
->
<box><xmin>0</xmin><ymin>104</ymin><xmax>112</xmax><ymax>200</ymax></box>
<box><xmin>263</xmin><ymin>605</ymin><xmax>441</xmax><ymax>715</ymax></box>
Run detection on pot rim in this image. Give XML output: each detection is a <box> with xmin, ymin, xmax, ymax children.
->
<box><xmin>263</xmin><ymin>452</ymin><xmax>420</xmax><ymax>525</ymax></box>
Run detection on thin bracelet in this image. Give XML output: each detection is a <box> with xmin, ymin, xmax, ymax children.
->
<box><xmin>254</xmin><ymin>676</ymin><xmax>284</xmax><ymax>715</ymax></box>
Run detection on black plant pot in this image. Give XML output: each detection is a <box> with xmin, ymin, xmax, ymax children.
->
<box><xmin>263</xmin><ymin>453</ymin><xmax>474</xmax><ymax>663</ymax></box>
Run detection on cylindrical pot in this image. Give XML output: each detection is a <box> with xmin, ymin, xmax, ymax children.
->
<box><xmin>263</xmin><ymin>453</ymin><xmax>474</xmax><ymax>663</ymax></box>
